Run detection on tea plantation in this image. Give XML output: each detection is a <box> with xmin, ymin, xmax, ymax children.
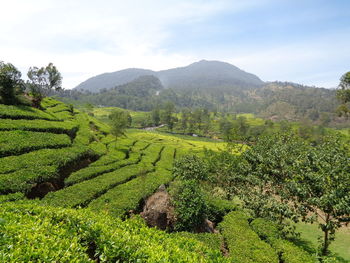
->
<box><xmin>0</xmin><ymin>98</ymin><xmax>328</xmax><ymax>262</ymax></box>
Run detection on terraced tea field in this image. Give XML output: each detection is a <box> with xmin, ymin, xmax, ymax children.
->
<box><xmin>0</xmin><ymin>97</ymin><xmax>226</xmax><ymax>217</ymax></box>
<box><xmin>2</xmin><ymin>98</ymin><xmax>344</xmax><ymax>263</ymax></box>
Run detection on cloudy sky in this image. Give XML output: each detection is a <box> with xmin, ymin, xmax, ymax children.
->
<box><xmin>1</xmin><ymin>0</ymin><xmax>349</xmax><ymax>89</ymax></box>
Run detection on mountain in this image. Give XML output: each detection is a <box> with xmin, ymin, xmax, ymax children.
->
<box><xmin>75</xmin><ymin>68</ymin><xmax>155</xmax><ymax>92</ymax></box>
<box><xmin>157</xmin><ymin>60</ymin><xmax>263</xmax><ymax>89</ymax></box>
<box><xmin>80</xmin><ymin>75</ymin><xmax>163</xmax><ymax>110</ymax></box>
<box><xmin>74</xmin><ymin>60</ymin><xmax>264</xmax><ymax>92</ymax></box>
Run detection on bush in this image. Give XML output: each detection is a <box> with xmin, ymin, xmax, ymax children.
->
<box><xmin>206</xmin><ymin>196</ymin><xmax>239</xmax><ymax>223</ymax></box>
<box><xmin>170</xmin><ymin>179</ymin><xmax>208</xmax><ymax>232</ymax></box>
<box><xmin>173</xmin><ymin>154</ymin><xmax>208</xmax><ymax>180</ymax></box>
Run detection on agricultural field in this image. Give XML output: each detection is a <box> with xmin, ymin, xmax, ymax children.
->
<box><xmin>0</xmin><ymin>97</ymin><xmax>348</xmax><ymax>262</ymax></box>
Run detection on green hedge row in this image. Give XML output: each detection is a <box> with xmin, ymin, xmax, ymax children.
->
<box><xmin>88</xmin><ymin>169</ymin><xmax>173</xmax><ymax>217</ymax></box>
<box><xmin>250</xmin><ymin>218</ymin><xmax>315</xmax><ymax>263</ymax></box>
<box><xmin>0</xmin><ymin>202</ymin><xmax>227</xmax><ymax>262</ymax></box>
<box><xmin>173</xmin><ymin>232</ymin><xmax>223</xmax><ymax>251</ymax></box>
<box><xmin>0</xmin><ymin>166</ymin><xmax>58</xmax><ymax>194</ymax></box>
<box><xmin>0</xmin><ymin>146</ymin><xmax>95</xmax><ymax>193</ymax></box>
<box><xmin>206</xmin><ymin>196</ymin><xmax>239</xmax><ymax>223</ymax></box>
<box><xmin>0</xmin><ymin>192</ymin><xmax>25</xmax><ymax>203</ymax></box>
<box><xmin>0</xmin><ymin>130</ymin><xmax>71</xmax><ymax>157</ymax></box>
<box><xmin>218</xmin><ymin>211</ymin><xmax>279</xmax><ymax>263</ymax></box>
<box><xmin>73</xmin><ymin>113</ymin><xmax>96</xmax><ymax>145</ymax></box>
<box><xmin>0</xmin><ymin>119</ymin><xmax>78</xmax><ymax>136</ymax></box>
<box><xmin>65</xmin><ymin>140</ymin><xmax>154</xmax><ymax>186</ymax></box>
<box><xmin>40</xmin><ymin>97</ymin><xmax>60</xmax><ymax>108</ymax></box>
<box><xmin>50</xmin><ymin>110</ymin><xmax>74</xmax><ymax>120</ymax></box>
<box><xmin>0</xmin><ymin>145</ymin><xmax>92</xmax><ymax>174</ymax></box>
<box><xmin>89</xmin><ymin>150</ymin><xmax>126</xmax><ymax>167</ymax></box>
<box><xmin>65</xmin><ymin>151</ymin><xmax>142</xmax><ymax>186</ymax></box>
<box><xmin>89</xmin><ymin>141</ymin><xmax>107</xmax><ymax>155</ymax></box>
<box><xmin>87</xmin><ymin>115</ymin><xmax>110</xmax><ymax>134</ymax></box>
<box><xmin>0</xmin><ymin>104</ymin><xmax>58</xmax><ymax>121</ymax></box>
<box><xmin>156</xmin><ymin>146</ymin><xmax>175</xmax><ymax>169</ymax></box>
<box><xmin>45</xmin><ymin>103</ymin><xmax>71</xmax><ymax>113</ymax></box>
<box><xmin>44</xmin><ymin>163</ymin><xmax>155</xmax><ymax>208</ymax></box>
<box><xmin>138</xmin><ymin>144</ymin><xmax>164</xmax><ymax>166</ymax></box>
<box><xmin>88</xmin><ymin>147</ymin><xmax>175</xmax><ymax>217</ymax></box>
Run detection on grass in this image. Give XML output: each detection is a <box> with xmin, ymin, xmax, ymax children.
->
<box><xmin>295</xmin><ymin>222</ymin><xmax>350</xmax><ymax>262</ymax></box>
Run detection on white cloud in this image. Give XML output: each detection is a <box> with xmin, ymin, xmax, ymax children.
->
<box><xmin>0</xmin><ymin>0</ymin><xmax>348</xmax><ymax>88</ymax></box>
<box><xmin>1</xmin><ymin>0</ymin><xmax>238</xmax><ymax>87</ymax></box>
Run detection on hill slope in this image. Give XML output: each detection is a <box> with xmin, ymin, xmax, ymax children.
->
<box><xmin>75</xmin><ymin>68</ymin><xmax>155</xmax><ymax>92</ymax></box>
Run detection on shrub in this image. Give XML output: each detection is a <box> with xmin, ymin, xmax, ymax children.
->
<box><xmin>170</xmin><ymin>179</ymin><xmax>208</xmax><ymax>232</ymax></box>
<box><xmin>173</xmin><ymin>154</ymin><xmax>209</xmax><ymax>180</ymax></box>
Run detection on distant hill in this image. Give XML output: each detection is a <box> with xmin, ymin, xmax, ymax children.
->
<box><xmin>75</xmin><ymin>68</ymin><xmax>155</xmax><ymax>92</ymax></box>
<box><xmin>157</xmin><ymin>60</ymin><xmax>263</xmax><ymax>89</ymax></box>
<box><xmin>74</xmin><ymin>60</ymin><xmax>264</xmax><ymax>92</ymax></box>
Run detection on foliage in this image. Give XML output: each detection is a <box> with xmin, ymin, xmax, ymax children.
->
<box><xmin>218</xmin><ymin>211</ymin><xmax>279</xmax><ymax>263</ymax></box>
<box><xmin>205</xmin><ymin>195</ymin><xmax>239</xmax><ymax>223</ymax></box>
<box><xmin>0</xmin><ymin>118</ymin><xmax>78</xmax><ymax>136</ymax></box>
<box><xmin>250</xmin><ymin>218</ymin><xmax>316</xmax><ymax>263</ymax></box>
<box><xmin>0</xmin><ymin>104</ymin><xmax>58</xmax><ymax>120</ymax></box>
<box><xmin>44</xmin><ymin>163</ymin><xmax>154</xmax><ymax>208</ymax></box>
<box><xmin>173</xmin><ymin>232</ymin><xmax>223</xmax><ymax>251</ymax></box>
<box><xmin>0</xmin><ymin>202</ymin><xmax>227</xmax><ymax>262</ymax></box>
<box><xmin>0</xmin><ymin>130</ymin><xmax>71</xmax><ymax>157</ymax></box>
<box><xmin>290</xmin><ymin>137</ymin><xmax>350</xmax><ymax>255</ymax></box>
<box><xmin>0</xmin><ymin>61</ymin><xmax>24</xmax><ymax>105</ymax></box>
<box><xmin>173</xmin><ymin>154</ymin><xmax>209</xmax><ymax>180</ymax></box>
<box><xmin>336</xmin><ymin>72</ymin><xmax>350</xmax><ymax>118</ymax></box>
<box><xmin>27</xmin><ymin>63</ymin><xmax>62</xmax><ymax>107</ymax></box>
<box><xmin>108</xmin><ymin>109</ymin><xmax>131</xmax><ymax>140</ymax></box>
<box><xmin>170</xmin><ymin>179</ymin><xmax>208</xmax><ymax>232</ymax></box>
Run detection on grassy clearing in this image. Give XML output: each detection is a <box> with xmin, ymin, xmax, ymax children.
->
<box><xmin>295</xmin><ymin>222</ymin><xmax>350</xmax><ymax>262</ymax></box>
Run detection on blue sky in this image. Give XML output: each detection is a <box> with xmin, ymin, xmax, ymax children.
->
<box><xmin>0</xmin><ymin>0</ymin><xmax>349</xmax><ymax>88</ymax></box>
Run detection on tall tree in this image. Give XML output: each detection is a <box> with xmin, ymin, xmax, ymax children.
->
<box><xmin>0</xmin><ymin>61</ymin><xmax>24</xmax><ymax>105</ymax></box>
<box><xmin>161</xmin><ymin>101</ymin><xmax>175</xmax><ymax>131</ymax></box>
<box><xmin>291</xmin><ymin>137</ymin><xmax>350</xmax><ymax>255</ymax></box>
<box><xmin>151</xmin><ymin>107</ymin><xmax>160</xmax><ymax>126</ymax></box>
<box><xmin>109</xmin><ymin>109</ymin><xmax>131</xmax><ymax>141</ymax></box>
<box><xmin>27</xmin><ymin>63</ymin><xmax>62</xmax><ymax>107</ymax></box>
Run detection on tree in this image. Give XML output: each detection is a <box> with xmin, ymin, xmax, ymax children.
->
<box><xmin>336</xmin><ymin>72</ymin><xmax>350</xmax><ymax>118</ymax></box>
<box><xmin>161</xmin><ymin>101</ymin><xmax>175</xmax><ymax>131</ymax></box>
<box><xmin>27</xmin><ymin>63</ymin><xmax>62</xmax><ymax>107</ymax></box>
<box><xmin>291</xmin><ymin>137</ymin><xmax>350</xmax><ymax>256</ymax></box>
<box><xmin>151</xmin><ymin>107</ymin><xmax>160</xmax><ymax>126</ymax></box>
<box><xmin>180</xmin><ymin>108</ymin><xmax>190</xmax><ymax>132</ymax></box>
<box><xmin>0</xmin><ymin>61</ymin><xmax>24</xmax><ymax>105</ymax></box>
<box><xmin>109</xmin><ymin>109</ymin><xmax>131</xmax><ymax>141</ymax></box>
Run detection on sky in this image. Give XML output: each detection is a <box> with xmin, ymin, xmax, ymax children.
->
<box><xmin>0</xmin><ymin>0</ymin><xmax>349</xmax><ymax>89</ymax></box>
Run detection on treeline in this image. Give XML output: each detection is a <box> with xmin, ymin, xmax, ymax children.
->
<box><xmin>60</xmin><ymin>78</ymin><xmax>341</xmax><ymax>124</ymax></box>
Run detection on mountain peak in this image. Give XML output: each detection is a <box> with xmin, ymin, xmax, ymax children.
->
<box><xmin>74</xmin><ymin>60</ymin><xmax>263</xmax><ymax>92</ymax></box>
